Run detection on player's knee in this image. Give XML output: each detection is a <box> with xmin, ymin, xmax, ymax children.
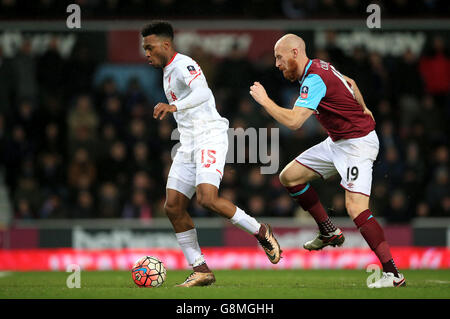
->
<box><xmin>279</xmin><ymin>169</ymin><xmax>308</xmax><ymax>187</ymax></box>
<box><xmin>345</xmin><ymin>201</ymin><xmax>367</xmax><ymax>220</ymax></box>
<box><xmin>278</xmin><ymin>170</ymin><xmax>289</xmax><ymax>186</ymax></box>
<box><xmin>164</xmin><ymin>201</ymin><xmax>183</xmax><ymax>219</ymax></box>
<box><xmin>279</xmin><ymin>168</ymin><xmax>295</xmax><ymax>186</ymax></box>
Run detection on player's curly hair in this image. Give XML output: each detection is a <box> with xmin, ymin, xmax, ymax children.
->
<box><xmin>141</xmin><ymin>21</ymin><xmax>174</xmax><ymax>40</ymax></box>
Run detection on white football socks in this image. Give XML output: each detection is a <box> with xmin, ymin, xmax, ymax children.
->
<box><xmin>175</xmin><ymin>228</ymin><xmax>205</xmax><ymax>266</ymax></box>
<box><xmin>229</xmin><ymin>206</ymin><xmax>261</xmax><ymax>235</ymax></box>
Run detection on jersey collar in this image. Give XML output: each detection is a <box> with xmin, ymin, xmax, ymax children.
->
<box><xmin>164</xmin><ymin>52</ymin><xmax>178</xmax><ymax>68</ymax></box>
<box><xmin>299</xmin><ymin>59</ymin><xmax>312</xmax><ymax>85</ymax></box>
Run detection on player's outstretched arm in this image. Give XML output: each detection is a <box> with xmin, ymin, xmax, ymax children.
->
<box><xmin>343</xmin><ymin>75</ymin><xmax>375</xmax><ymax>122</ymax></box>
<box><xmin>250</xmin><ymin>82</ymin><xmax>313</xmax><ymax>130</ymax></box>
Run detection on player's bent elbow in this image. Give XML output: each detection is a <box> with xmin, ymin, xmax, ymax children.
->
<box><xmin>287</xmin><ymin>118</ymin><xmax>304</xmax><ymax>131</ymax></box>
<box><xmin>286</xmin><ymin>123</ymin><xmax>300</xmax><ymax>131</ymax></box>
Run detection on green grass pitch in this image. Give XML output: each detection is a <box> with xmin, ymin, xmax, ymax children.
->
<box><xmin>0</xmin><ymin>269</ymin><xmax>449</xmax><ymax>299</ymax></box>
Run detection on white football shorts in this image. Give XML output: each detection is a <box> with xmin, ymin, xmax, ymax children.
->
<box><xmin>166</xmin><ymin>134</ymin><xmax>228</xmax><ymax>199</ymax></box>
<box><xmin>295</xmin><ymin>130</ymin><xmax>379</xmax><ymax>196</ymax></box>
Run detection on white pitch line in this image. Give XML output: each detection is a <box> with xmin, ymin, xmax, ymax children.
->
<box><xmin>425</xmin><ymin>280</ymin><xmax>450</xmax><ymax>285</ymax></box>
<box><xmin>0</xmin><ymin>272</ymin><xmax>12</xmax><ymax>278</ymax></box>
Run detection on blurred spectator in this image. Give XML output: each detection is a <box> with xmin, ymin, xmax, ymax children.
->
<box><xmin>368</xmin><ymin>52</ymin><xmax>389</xmax><ymax>100</ymax></box>
<box><xmin>0</xmin><ymin>114</ymin><xmax>5</xmax><ymax>163</ymax></box>
<box><xmin>124</xmin><ymin>78</ymin><xmax>148</xmax><ymax>117</ymax></box>
<box><xmin>241</xmin><ymin>167</ymin><xmax>268</xmax><ymax>202</ymax></box>
<box><xmin>247</xmin><ymin>195</ymin><xmax>266</xmax><ymax>216</ymax></box>
<box><xmin>281</xmin><ymin>0</ymin><xmax>318</xmax><ymax>19</ymax></box>
<box><xmin>71</xmin><ymin>190</ymin><xmax>95</xmax><ymax>219</ymax></box>
<box><xmin>98</xmin><ymin>123</ymin><xmax>119</xmax><ymax>162</ymax></box>
<box><xmin>0</xmin><ymin>46</ymin><xmax>14</xmax><ymax>114</ymax></box>
<box><xmin>68</xmin><ymin>94</ymin><xmax>99</xmax><ymax>140</ymax></box>
<box><xmin>371</xmin><ymin>182</ymin><xmax>389</xmax><ymax>216</ymax></box>
<box><xmin>323</xmin><ymin>30</ymin><xmax>345</xmax><ymax>69</ymax></box>
<box><xmin>64</xmin><ymin>45</ymin><xmax>98</xmax><ymax>96</ymax></box>
<box><xmin>12</xmin><ymin>39</ymin><xmax>37</xmax><ymax>103</ymax></box>
<box><xmin>127</xmin><ymin>118</ymin><xmax>149</xmax><ymax>148</ymax></box>
<box><xmin>37</xmin><ymin>36</ymin><xmax>65</xmax><ymax>98</ymax></box>
<box><xmin>100</xmin><ymin>141</ymin><xmax>130</xmax><ymax>192</ymax></box>
<box><xmin>272</xmin><ymin>194</ymin><xmax>295</xmax><ymax>217</ymax></box>
<box><xmin>393</xmin><ymin>49</ymin><xmax>424</xmax><ymax>99</ymax></box>
<box><xmin>98</xmin><ymin>182</ymin><xmax>121</xmax><ymax>218</ymax></box>
<box><xmin>432</xmin><ymin>145</ymin><xmax>449</xmax><ymax>172</ymax></box>
<box><xmin>67</xmin><ymin>148</ymin><xmax>97</xmax><ymax>189</ymax></box>
<box><xmin>131</xmin><ymin>142</ymin><xmax>153</xmax><ymax>176</ymax></box>
<box><xmin>420</xmin><ymin>95</ymin><xmax>445</xmax><ymax>144</ymax></box>
<box><xmin>14</xmin><ymin>198</ymin><xmax>34</xmax><ymax>220</ymax></box>
<box><xmin>419</xmin><ymin>35</ymin><xmax>450</xmax><ymax>102</ymax></box>
<box><xmin>416</xmin><ymin>201</ymin><xmax>430</xmax><ymax>217</ymax></box>
<box><xmin>122</xmin><ymin>189</ymin><xmax>152</xmax><ymax>220</ymax></box>
<box><xmin>13</xmin><ymin>100</ymin><xmax>41</xmax><ymax>143</ymax></box>
<box><xmin>374</xmin><ymin>145</ymin><xmax>404</xmax><ymax>188</ymax></box>
<box><xmin>318</xmin><ymin>0</ymin><xmax>341</xmax><ymax>17</ymax></box>
<box><xmin>13</xmin><ymin>177</ymin><xmax>41</xmax><ymax>218</ymax></box>
<box><xmin>100</xmin><ymin>96</ymin><xmax>126</xmax><ymax>136</ymax></box>
<box><xmin>3</xmin><ymin>126</ymin><xmax>35</xmax><ymax>193</ymax></box>
<box><xmin>215</xmin><ymin>45</ymin><xmax>256</xmax><ymax>113</ymax></box>
<box><xmin>39</xmin><ymin>193</ymin><xmax>65</xmax><ymax>219</ymax></box>
<box><xmin>436</xmin><ymin>196</ymin><xmax>450</xmax><ymax>217</ymax></box>
<box><xmin>36</xmin><ymin>151</ymin><xmax>65</xmax><ymax>195</ymax></box>
<box><xmin>426</xmin><ymin>167</ymin><xmax>449</xmax><ymax>215</ymax></box>
<box><xmin>330</xmin><ymin>193</ymin><xmax>346</xmax><ymax>217</ymax></box>
<box><xmin>39</xmin><ymin>122</ymin><xmax>66</xmax><ymax>158</ymax></box>
<box><xmin>384</xmin><ymin>189</ymin><xmax>411</xmax><ymax>223</ymax></box>
<box><xmin>95</xmin><ymin>77</ymin><xmax>120</xmax><ymax>106</ymax></box>
<box><xmin>402</xmin><ymin>142</ymin><xmax>426</xmax><ymax>208</ymax></box>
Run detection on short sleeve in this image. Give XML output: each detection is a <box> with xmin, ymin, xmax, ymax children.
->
<box><xmin>178</xmin><ymin>61</ymin><xmax>205</xmax><ymax>87</ymax></box>
<box><xmin>294</xmin><ymin>74</ymin><xmax>327</xmax><ymax>111</ymax></box>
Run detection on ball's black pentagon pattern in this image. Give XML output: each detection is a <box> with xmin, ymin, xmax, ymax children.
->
<box><xmin>131</xmin><ymin>256</ymin><xmax>166</xmax><ymax>288</ymax></box>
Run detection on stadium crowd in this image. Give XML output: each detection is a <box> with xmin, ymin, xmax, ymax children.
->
<box><xmin>0</xmin><ymin>26</ymin><xmax>449</xmax><ymax>223</ymax></box>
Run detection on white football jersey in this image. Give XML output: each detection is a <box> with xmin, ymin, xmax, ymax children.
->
<box><xmin>163</xmin><ymin>53</ymin><xmax>229</xmax><ymax>153</ymax></box>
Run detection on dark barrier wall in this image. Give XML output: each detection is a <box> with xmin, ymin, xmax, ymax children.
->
<box><xmin>1</xmin><ymin>223</ymin><xmax>447</xmax><ymax>249</ymax></box>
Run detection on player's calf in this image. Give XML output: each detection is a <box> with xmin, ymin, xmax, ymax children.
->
<box><xmin>354</xmin><ymin>209</ymin><xmax>402</xmax><ymax>278</ymax></box>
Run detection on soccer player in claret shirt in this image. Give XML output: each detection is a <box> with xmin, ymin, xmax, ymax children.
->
<box><xmin>141</xmin><ymin>21</ymin><xmax>282</xmax><ymax>287</ymax></box>
<box><xmin>250</xmin><ymin>34</ymin><xmax>406</xmax><ymax>288</ymax></box>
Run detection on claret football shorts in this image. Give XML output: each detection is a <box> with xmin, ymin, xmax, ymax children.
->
<box><xmin>166</xmin><ymin>134</ymin><xmax>228</xmax><ymax>199</ymax></box>
<box><xmin>295</xmin><ymin>130</ymin><xmax>379</xmax><ymax>196</ymax></box>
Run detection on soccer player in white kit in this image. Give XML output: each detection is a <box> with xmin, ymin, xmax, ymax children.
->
<box><xmin>141</xmin><ymin>21</ymin><xmax>281</xmax><ymax>287</ymax></box>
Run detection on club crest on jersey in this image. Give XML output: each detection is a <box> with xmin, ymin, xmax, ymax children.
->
<box><xmin>300</xmin><ymin>86</ymin><xmax>309</xmax><ymax>99</ymax></box>
<box><xmin>187</xmin><ymin>65</ymin><xmax>197</xmax><ymax>75</ymax></box>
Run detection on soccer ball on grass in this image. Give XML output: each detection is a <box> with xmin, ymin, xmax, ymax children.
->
<box><xmin>131</xmin><ymin>256</ymin><xmax>167</xmax><ymax>287</ymax></box>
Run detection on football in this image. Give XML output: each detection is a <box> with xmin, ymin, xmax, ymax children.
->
<box><xmin>131</xmin><ymin>256</ymin><xmax>167</xmax><ymax>287</ymax></box>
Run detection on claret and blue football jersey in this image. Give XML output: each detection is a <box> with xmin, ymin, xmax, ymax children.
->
<box><xmin>294</xmin><ymin>59</ymin><xmax>376</xmax><ymax>141</ymax></box>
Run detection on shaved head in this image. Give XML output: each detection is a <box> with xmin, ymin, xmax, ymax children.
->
<box><xmin>274</xmin><ymin>34</ymin><xmax>308</xmax><ymax>82</ymax></box>
<box><xmin>274</xmin><ymin>34</ymin><xmax>306</xmax><ymax>55</ymax></box>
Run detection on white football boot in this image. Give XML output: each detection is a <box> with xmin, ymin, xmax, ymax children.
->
<box><xmin>303</xmin><ymin>228</ymin><xmax>345</xmax><ymax>251</ymax></box>
<box><xmin>368</xmin><ymin>272</ymin><xmax>406</xmax><ymax>288</ymax></box>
